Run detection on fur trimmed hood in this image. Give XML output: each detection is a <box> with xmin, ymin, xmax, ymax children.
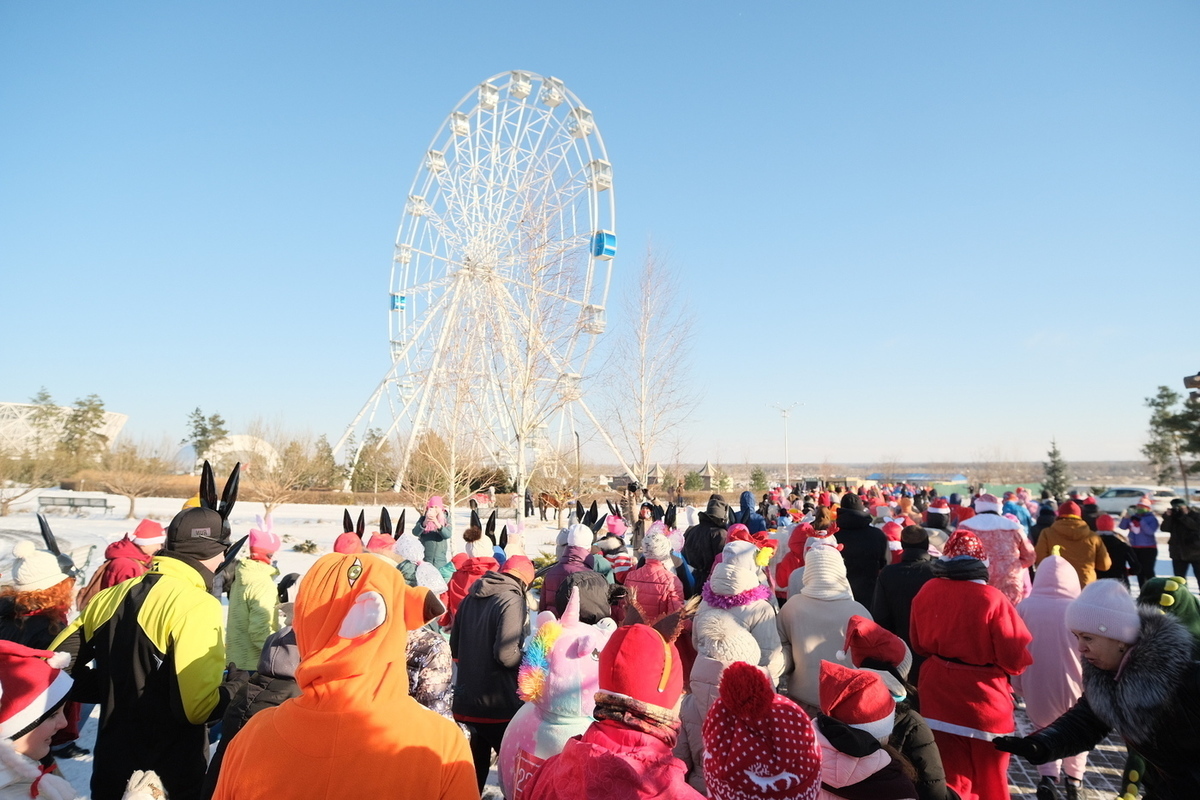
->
<box><xmin>1083</xmin><ymin>608</ymin><xmax>1196</xmax><ymax>747</ymax></box>
<box><xmin>0</xmin><ymin>737</ymin><xmax>78</xmax><ymax>799</ymax></box>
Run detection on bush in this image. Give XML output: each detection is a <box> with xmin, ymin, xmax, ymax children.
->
<box><xmin>291</xmin><ymin>540</ymin><xmax>320</xmax><ymax>554</ymax></box>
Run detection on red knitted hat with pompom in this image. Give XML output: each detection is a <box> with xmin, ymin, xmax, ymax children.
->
<box><xmin>943</xmin><ymin>529</ymin><xmax>986</xmax><ymax>561</ymax></box>
<box><xmin>702</xmin><ymin>661</ymin><xmax>821</xmax><ymax>800</ymax></box>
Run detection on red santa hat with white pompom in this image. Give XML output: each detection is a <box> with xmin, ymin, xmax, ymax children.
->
<box><xmin>0</xmin><ymin>640</ymin><xmax>73</xmax><ymax>740</ymax></box>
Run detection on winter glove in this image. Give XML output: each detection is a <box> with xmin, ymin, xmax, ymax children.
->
<box><xmin>122</xmin><ymin>770</ymin><xmax>166</xmax><ymax>800</ymax></box>
<box><xmin>993</xmin><ymin>735</ymin><xmax>1050</xmax><ymax>764</ymax></box>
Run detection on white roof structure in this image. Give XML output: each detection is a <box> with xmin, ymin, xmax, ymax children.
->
<box><xmin>0</xmin><ymin>402</ymin><xmax>128</xmax><ymax>454</ymax></box>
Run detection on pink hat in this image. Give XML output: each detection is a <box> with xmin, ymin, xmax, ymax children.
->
<box><xmin>130</xmin><ymin>519</ymin><xmax>166</xmax><ymax>546</ymax></box>
<box><xmin>427</xmin><ymin>496</ymin><xmax>445</xmax><ymax>509</ymax></box>
<box><xmin>249</xmin><ymin>515</ymin><xmax>281</xmax><ymax>556</ymax></box>
<box><xmin>819</xmin><ymin>660</ymin><xmax>895</xmax><ymax>740</ymax></box>
<box><xmin>333</xmin><ymin>532</ymin><xmax>364</xmax><ymax>554</ymax></box>
<box><xmin>0</xmin><ymin>641</ymin><xmax>72</xmax><ymax>740</ymax></box>
<box><xmin>606</xmin><ymin>515</ymin><xmax>628</xmax><ymax>537</ymax></box>
<box><xmin>974</xmin><ymin>493</ymin><xmax>1002</xmax><ymax>514</ymax></box>
<box><xmin>365</xmin><ymin>533</ymin><xmax>394</xmax><ymax>554</ymax></box>
<box><xmin>1065</xmin><ymin>579</ymin><xmax>1141</xmax><ymax>644</ymax></box>
<box><xmin>703</xmin><ymin>661</ymin><xmax>821</xmax><ymax>800</ymax></box>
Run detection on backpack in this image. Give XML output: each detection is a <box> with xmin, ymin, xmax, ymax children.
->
<box><xmin>75</xmin><ymin>562</ymin><xmax>110</xmax><ymax>612</ymax></box>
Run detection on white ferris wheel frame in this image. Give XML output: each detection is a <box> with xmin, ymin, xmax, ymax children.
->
<box><xmin>338</xmin><ymin>71</ymin><xmax>634</xmax><ymax>485</ymax></box>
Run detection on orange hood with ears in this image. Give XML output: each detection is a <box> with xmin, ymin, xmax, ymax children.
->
<box><xmin>293</xmin><ymin>552</ymin><xmax>444</xmax><ymax>710</ymax></box>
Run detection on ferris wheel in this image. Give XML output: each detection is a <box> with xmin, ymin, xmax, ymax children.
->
<box><xmin>340</xmin><ymin>70</ymin><xmax>623</xmax><ymax>485</ymax></box>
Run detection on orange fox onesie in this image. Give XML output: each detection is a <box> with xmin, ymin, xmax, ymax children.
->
<box><xmin>212</xmin><ymin>552</ymin><xmax>476</xmax><ymax>800</ymax></box>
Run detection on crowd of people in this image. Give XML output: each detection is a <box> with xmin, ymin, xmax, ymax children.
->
<box><xmin>3</xmin><ymin>467</ymin><xmax>1200</xmax><ymax>800</ymax></box>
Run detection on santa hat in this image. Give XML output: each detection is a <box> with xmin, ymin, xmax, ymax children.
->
<box><xmin>598</xmin><ymin>624</ymin><xmax>683</xmax><ymax>713</ymax></box>
<box><xmin>1097</xmin><ymin>514</ymin><xmax>1116</xmax><ymax>532</ymax></box>
<box><xmin>9</xmin><ymin>541</ymin><xmax>69</xmax><ymax>593</ymax></box>
<box><xmin>332</xmin><ymin>532</ymin><xmax>364</xmax><ymax>554</ymax></box>
<box><xmin>882</xmin><ymin>521</ymin><xmax>903</xmax><ymax>542</ymax></box>
<box><xmin>835</xmin><ymin>615</ymin><xmax>912</xmax><ymax>698</ymax></box>
<box><xmin>942</xmin><ymin>529</ymin><xmax>986</xmax><ymax>561</ymax></box>
<box><xmin>703</xmin><ymin>661</ymin><xmax>821</xmax><ymax>800</ymax></box>
<box><xmin>974</xmin><ymin>494</ymin><xmax>1002</xmax><ymax>514</ymax></box>
<box><xmin>819</xmin><ymin>660</ymin><xmax>895</xmax><ymax>741</ymax></box>
<box><xmin>249</xmin><ymin>515</ymin><xmax>281</xmax><ymax>558</ymax></box>
<box><xmin>1065</xmin><ymin>578</ymin><xmax>1141</xmax><ymax>644</ymax></box>
<box><xmin>0</xmin><ymin>641</ymin><xmax>72</xmax><ymax>740</ymax></box>
<box><xmin>926</xmin><ymin>498</ymin><xmax>950</xmax><ymax>517</ymax></box>
<box><xmin>1057</xmin><ymin>501</ymin><xmax>1081</xmax><ymax>518</ymax></box>
<box><xmin>130</xmin><ymin>519</ymin><xmax>166</xmax><ymax>547</ymax></box>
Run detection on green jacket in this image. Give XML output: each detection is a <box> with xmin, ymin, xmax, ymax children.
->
<box><xmin>226</xmin><ymin>558</ymin><xmax>280</xmax><ymax>670</ymax></box>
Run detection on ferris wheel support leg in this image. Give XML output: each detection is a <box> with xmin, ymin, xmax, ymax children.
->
<box><xmin>574</xmin><ymin>396</ymin><xmax>637</xmax><ymax>491</ymax></box>
<box><xmin>393</xmin><ymin>290</ymin><xmax>463</xmax><ymax>492</ymax></box>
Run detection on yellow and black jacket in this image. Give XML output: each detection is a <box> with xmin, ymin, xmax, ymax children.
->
<box><xmin>52</xmin><ymin>553</ymin><xmax>226</xmax><ymax>800</ymax></box>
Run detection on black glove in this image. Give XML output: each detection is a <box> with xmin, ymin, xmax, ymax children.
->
<box><xmin>993</xmin><ymin>735</ymin><xmax>1049</xmax><ymax>763</ymax></box>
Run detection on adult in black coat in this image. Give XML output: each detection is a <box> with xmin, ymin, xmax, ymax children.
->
<box><xmin>682</xmin><ymin>495</ymin><xmax>729</xmax><ymax>597</ymax></box>
<box><xmin>834</xmin><ymin>493</ymin><xmax>889</xmax><ymax>607</ymax></box>
<box><xmin>871</xmin><ymin>525</ymin><xmax>937</xmax><ymax>689</ymax></box>
<box><xmin>450</xmin><ymin>564</ymin><xmax>532</xmax><ymax>790</ymax></box>
<box><xmin>1028</xmin><ymin>504</ymin><xmax>1057</xmax><ymax>549</ymax></box>
<box><xmin>202</xmin><ymin>627</ymin><xmax>300</xmax><ymax>800</ymax></box>
<box><xmin>1162</xmin><ymin>498</ymin><xmax>1200</xmax><ymax>579</ymax></box>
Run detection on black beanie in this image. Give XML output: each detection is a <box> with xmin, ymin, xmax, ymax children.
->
<box><xmin>166</xmin><ymin>507</ymin><xmax>229</xmax><ymax>560</ymax></box>
<box><xmin>841</xmin><ymin>492</ymin><xmax>864</xmax><ymax>511</ymax></box>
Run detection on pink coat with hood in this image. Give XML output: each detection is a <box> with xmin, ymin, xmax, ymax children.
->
<box><xmin>957</xmin><ymin>504</ymin><xmax>1035</xmax><ymax>605</ymax></box>
<box><xmin>1012</xmin><ymin>554</ymin><xmax>1083</xmax><ymax>727</ymax></box>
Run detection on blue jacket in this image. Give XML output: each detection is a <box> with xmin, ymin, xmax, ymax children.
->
<box><xmin>1119</xmin><ymin>511</ymin><xmax>1159</xmax><ymax>548</ymax></box>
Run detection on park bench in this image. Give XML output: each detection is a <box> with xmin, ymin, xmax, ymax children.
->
<box><xmin>37</xmin><ymin>495</ymin><xmax>115</xmax><ymax>515</ymax></box>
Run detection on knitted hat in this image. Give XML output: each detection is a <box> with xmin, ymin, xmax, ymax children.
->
<box><xmin>836</xmin><ymin>615</ymin><xmax>912</xmax><ymax>679</ymax></box>
<box><xmin>598</xmin><ymin>624</ymin><xmax>683</xmax><ymax>712</ymax></box>
<box><xmin>942</xmin><ymin>529</ymin><xmax>986</xmax><ymax>561</ymax></box>
<box><xmin>693</xmin><ymin>610</ymin><xmax>761</xmax><ymax>663</ymax></box>
<box><xmin>703</xmin><ymin>661</ymin><xmax>821</xmax><ymax>800</ymax></box>
<box><xmin>606</xmin><ymin>516</ymin><xmax>628</xmax><ymax>537</ymax></box>
<box><xmin>819</xmin><ymin>660</ymin><xmax>896</xmax><ymax>741</ymax></box>
<box><xmin>500</xmin><ymin>555</ymin><xmax>535</xmax><ymax>586</ymax></box>
<box><xmin>1058</xmin><ymin>501</ymin><xmax>1081</xmax><ymax>518</ymax></box>
<box><xmin>974</xmin><ymin>494</ymin><xmax>1002</xmax><ymax>514</ymax></box>
<box><xmin>927</xmin><ymin>498</ymin><xmax>950</xmax><ymax>517</ymax></box>
<box><xmin>840</xmin><ymin>493</ymin><xmax>864</xmax><ymax>511</ymax></box>
<box><xmin>643</xmin><ymin>532</ymin><xmax>673</xmax><ymax>563</ymax></box>
<box><xmin>392</xmin><ymin>532</ymin><xmax>424</xmax><ymax>563</ymax></box>
<box><xmin>565</xmin><ymin>523</ymin><xmax>593</xmax><ymax>549</ymax></box>
<box><xmin>130</xmin><ymin>519</ymin><xmax>166</xmax><ymax>547</ymax></box>
<box><xmin>800</xmin><ymin>543</ymin><xmax>852</xmax><ymax>600</ymax></box>
<box><xmin>1096</xmin><ymin>514</ymin><xmax>1116</xmax><ymax>532</ymax></box>
<box><xmin>1065</xmin><ymin>579</ymin><xmax>1141</xmax><ymax>644</ymax></box>
<box><xmin>1136</xmin><ymin>495</ymin><xmax>1152</xmax><ymax>509</ymax></box>
<box><xmin>9</xmin><ymin>541</ymin><xmax>69</xmax><ymax>593</ymax></box>
<box><xmin>333</xmin><ymin>531</ymin><xmax>364</xmax><ymax>554</ymax></box>
<box><xmin>166</xmin><ymin>506</ymin><xmax>229</xmax><ymax>560</ymax></box>
<box><xmin>900</xmin><ymin>524</ymin><xmax>929</xmax><ymax>546</ymax></box>
<box><xmin>0</xmin><ymin>641</ymin><xmax>72</xmax><ymax>740</ymax></box>
<box><xmin>427</xmin><ymin>495</ymin><xmax>445</xmax><ymax>509</ymax></box>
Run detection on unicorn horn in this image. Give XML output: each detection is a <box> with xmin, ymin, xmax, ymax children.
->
<box><xmin>562</xmin><ymin>586</ymin><xmax>581</xmax><ymax>626</ymax></box>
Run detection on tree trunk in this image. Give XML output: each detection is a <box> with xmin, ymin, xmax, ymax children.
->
<box><xmin>126</xmin><ymin>494</ymin><xmax>136</xmax><ymax>519</ymax></box>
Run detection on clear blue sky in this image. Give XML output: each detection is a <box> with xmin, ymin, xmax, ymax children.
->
<box><xmin>2</xmin><ymin>1</ymin><xmax>1197</xmax><ymax>466</ymax></box>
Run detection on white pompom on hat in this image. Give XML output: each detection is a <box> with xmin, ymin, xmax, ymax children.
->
<box><xmin>10</xmin><ymin>541</ymin><xmax>69</xmax><ymax>593</ymax></box>
<box><xmin>0</xmin><ymin>640</ymin><xmax>73</xmax><ymax>740</ymax></box>
<box><xmin>1066</xmin><ymin>578</ymin><xmax>1142</xmax><ymax>645</ymax></box>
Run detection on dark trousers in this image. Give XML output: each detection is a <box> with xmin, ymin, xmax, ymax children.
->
<box><xmin>1171</xmin><ymin>559</ymin><xmax>1200</xmax><ymax>580</ymax></box>
<box><xmin>1133</xmin><ymin>547</ymin><xmax>1158</xmax><ymax>589</ymax></box>
<box><xmin>466</xmin><ymin>720</ymin><xmax>509</xmax><ymax>792</ymax></box>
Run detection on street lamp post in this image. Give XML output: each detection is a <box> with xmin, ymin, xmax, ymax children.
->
<box><xmin>773</xmin><ymin>403</ymin><xmax>799</xmax><ymax>492</ymax></box>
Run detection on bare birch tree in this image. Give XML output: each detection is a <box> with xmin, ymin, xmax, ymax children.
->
<box><xmin>606</xmin><ymin>248</ymin><xmax>698</xmax><ymax>485</ymax></box>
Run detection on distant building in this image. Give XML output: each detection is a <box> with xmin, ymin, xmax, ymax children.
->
<box><xmin>0</xmin><ymin>401</ymin><xmax>128</xmax><ymax>454</ymax></box>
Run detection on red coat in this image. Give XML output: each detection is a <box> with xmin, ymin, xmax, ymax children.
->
<box><xmin>525</xmin><ymin>719</ymin><xmax>702</xmax><ymax>800</ymax></box>
<box><xmin>622</xmin><ymin>561</ymin><xmax>683</xmax><ymax>623</ymax></box>
<box><xmin>99</xmin><ymin>537</ymin><xmax>153</xmax><ymax>590</ymax></box>
<box><xmin>909</xmin><ymin>575</ymin><xmax>1032</xmax><ymax>738</ymax></box>
<box><xmin>443</xmin><ymin>557</ymin><xmax>497</xmax><ymax>626</ymax></box>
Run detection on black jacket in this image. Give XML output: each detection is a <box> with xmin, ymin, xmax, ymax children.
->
<box><xmin>1162</xmin><ymin>507</ymin><xmax>1200</xmax><ymax>562</ymax></box>
<box><xmin>871</xmin><ymin>548</ymin><xmax>936</xmax><ymax>649</ymax></box>
<box><xmin>682</xmin><ymin>498</ymin><xmax>729</xmax><ymax>596</ymax></box>
<box><xmin>890</xmin><ymin>703</ymin><xmax>955</xmax><ymax>800</ymax></box>
<box><xmin>834</xmin><ymin>508</ymin><xmax>889</xmax><ymax>606</ymax></box>
<box><xmin>1028</xmin><ymin>610</ymin><xmax>1200</xmax><ymax>800</ymax></box>
<box><xmin>0</xmin><ymin>596</ymin><xmax>61</xmax><ymax>649</ymax></box>
<box><xmin>450</xmin><ymin>570</ymin><xmax>529</xmax><ymax>721</ymax></box>
<box><xmin>1096</xmin><ymin>533</ymin><xmax>1139</xmax><ymax>585</ymax></box>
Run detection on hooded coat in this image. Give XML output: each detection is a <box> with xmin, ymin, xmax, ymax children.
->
<box><xmin>1034</xmin><ymin>517</ymin><xmax>1111</xmax><ymax>588</ymax></box>
<box><xmin>451</xmin><ymin>571</ymin><xmax>530</xmax><ymax>723</ymax></box>
<box><xmin>97</xmin><ymin>536</ymin><xmax>153</xmax><ymax>590</ymax></box>
<box><xmin>225</xmin><ymin>558</ymin><xmax>280</xmax><ymax>670</ymax></box>
<box><xmin>525</xmin><ymin>718</ymin><xmax>703</xmax><ymax>800</ymax></box>
<box><xmin>1012</xmin><ymin>556</ymin><xmax>1083</xmax><ymax>730</ymax></box>
<box><xmin>444</xmin><ymin>556</ymin><xmax>498</xmax><ymax>626</ymax></box>
<box><xmin>622</xmin><ymin>560</ymin><xmax>683</xmax><ymax>624</ymax></box>
<box><xmin>815</xmin><ymin>715</ymin><xmax>918</xmax><ymax>800</ymax></box>
<box><xmin>694</xmin><ymin>542</ymin><xmax>785</xmax><ymax>682</ymax></box>
<box><xmin>777</xmin><ymin>546</ymin><xmax>873</xmax><ymax>709</ymax></box>
<box><xmin>1025</xmin><ymin>610</ymin><xmax>1200</xmax><ymax>799</ymax></box>
<box><xmin>833</xmin><ymin>506</ymin><xmax>889</xmax><ymax>606</ymax></box>
<box><xmin>956</xmin><ymin>512</ymin><xmax>1035</xmax><ymax>605</ymax></box>
<box><xmin>210</xmin><ymin>553</ymin><xmax>475</xmax><ymax>800</ymax></box>
<box><xmin>0</xmin><ymin>738</ymin><xmax>77</xmax><ymax>800</ymax></box>
<box><xmin>682</xmin><ymin>497</ymin><xmax>729</xmax><ymax>595</ymax></box>
<box><xmin>1162</xmin><ymin>506</ymin><xmax>1200</xmax><ymax>563</ymax></box>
